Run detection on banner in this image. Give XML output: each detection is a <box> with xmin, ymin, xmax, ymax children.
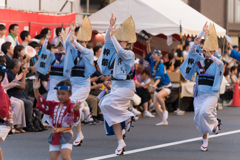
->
<box><xmin>0</xmin><ymin>9</ymin><xmax>76</xmax><ymax>42</ymax></box>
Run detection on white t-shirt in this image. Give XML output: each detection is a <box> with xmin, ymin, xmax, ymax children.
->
<box><xmin>183</xmin><ymin>50</ymin><xmax>188</xmax><ymax>59</ymax></box>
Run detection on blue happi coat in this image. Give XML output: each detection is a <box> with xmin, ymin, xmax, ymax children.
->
<box><xmin>145</xmin><ymin>52</ymin><xmax>171</xmax><ymax>87</ymax></box>
<box><xmin>230</xmin><ymin>48</ymin><xmax>240</xmax><ymax>61</ymax></box>
<box><xmin>64</xmin><ymin>41</ymin><xmax>95</xmax><ymax>87</ymax></box>
<box><xmin>98</xmin><ymin>39</ymin><xmax>135</xmax><ymax>91</ymax></box>
<box><xmin>179</xmin><ymin>45</ymin><xmax>224</xmax><ymax>97</ymax></box>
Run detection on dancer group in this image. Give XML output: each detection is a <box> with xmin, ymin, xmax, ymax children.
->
<box><xmin>0</xmin><ymin>13</ymin><xmax>230</xmax><ymax>160</ymax></box>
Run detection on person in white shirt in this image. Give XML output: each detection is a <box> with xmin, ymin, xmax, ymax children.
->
<box><xmin>0</xmin><ymin>25</ymin><xmax>6</xmax><ymax>55</ymax></box>
<box><xmin>5</xmin><ymin>24</ymin><xmax>19</xmax><ymax>48</ymax></box>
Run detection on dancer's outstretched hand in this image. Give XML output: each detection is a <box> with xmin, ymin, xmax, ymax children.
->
<box><xmin>194</xmin><ymin>37</ymin><xmax>201</xmax><ymax>45</ymax></box>
<box><xmin>70</xmin><ymin>21</ymin><xmax>76</xmax><ymax>32</ymax></box>
<box><xmin>46</xmin><ymin>31</ymin><xmax>52</xmax><ymax>39</ymax></box>
<box><xmin>110</xmin><ymin>13</ymin><xmax>117</xmax><ymax>27</ymax></box>
<box><xmin>203</xmin><ymin>21</ymin><xmax>208</xmax><ymax>32</ymax></box>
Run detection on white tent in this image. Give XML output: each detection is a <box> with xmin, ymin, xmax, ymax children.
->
<box><xmin>89</xmin><ymin>0</ymin><xmax>226</xmax><ymax>37</ymax></box>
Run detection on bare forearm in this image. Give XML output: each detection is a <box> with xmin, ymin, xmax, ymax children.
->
<box><xmin>33</xmin><ymin>89</ymin><xmax>40</xmax><ymax>101</ymax></box>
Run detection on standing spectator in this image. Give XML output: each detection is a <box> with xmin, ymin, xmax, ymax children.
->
<box><xmin>50</xmin><ymin>27</ymin><xmax>64</xmax><ymax>45</ymax></box>
<box><xmin>7</xmin><ymin>59</ymin><xmax>37</xmax><ymax>132</ymax></box>
<box><xmin>93</xmin><ymin>46</ymin><xmax>102</xmax><ymax>61</ymax></box>
<box><xmin>2</xmin><ymin>42</ymin><xmax>13</xmax><ymax>69</ymax></box>
<box><xmin>20</xmin><ymin>31</ymin><xmax>31</xmax><ymax>48</ymax></box>
<box><xmin>183</xmin><ymin>41</ymin><xmax>190</xmax><ymax>60</ymax></box>
<box><xmin>40</xmin><ymin>28</ymin><xmax>51</xmax><ymax>38</ymax></box>
<box><xmin>0</xmin><ymin>25</ymin><xmax>6</xmax><ymax>53</ymax></box>
<box><xmin>5</xmin><ymin>24</ymin><xmax>19</xmax><ymax>48</ymax></box>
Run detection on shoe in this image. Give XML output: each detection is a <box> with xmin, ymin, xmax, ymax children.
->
<box><xmin>162</xmin><ymin>110</ymin><xmax>168</xmax><ymax>122</ymax></box>
<box><xmin>201</xmin><ymin>145</ymin><xmax>208</xmax><ymax>152</ymax></box>
<box><xmin>97</xmin><ymin>114</ymin><xmax>104</xmax><ymax>122</ymax></box>
<box><xmin>131</xmin><ymin>108</ymin><xmax>141</xmax><ymax>116</ymax></box>
<box><xmin>83</xmin><ymin>121</ymin><xmax>96</xmax><ymax>125</ymax></box>
<box><xmin>25</xmin><ymin>125</ymin><xmax>38</xmax><ymax>132</ymax></box>
<box><xmin>38</xmin><ymin>120</ymin><xmax>48</xmax><ymax>131</ymax></box>
<box><xmin>212</xmin><ymin>118</ymin><xmax>222</xmax><ymax>134</ymax></box>
<box><xmin>92</xmin><ymin>116</ymin><xmax>103</xmax><ymax>124</ymax></box>
<box><xmin>156</xmin><ymin>120</ymin><xmax>168</xmax><ymax>126</ymax></box>
<box><xmin>115</xmin><ymin>140</ymin><xmax>126</xmax><ymax>155</ymax></box>
<box><xmin>143</xmin><ymin>111</ymin><xmax>155</xmax><ymax>118</ymax></box>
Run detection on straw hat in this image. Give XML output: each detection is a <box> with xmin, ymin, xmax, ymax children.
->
<box><xmin>55</xmin><ymin>28</ymin><xmax>67</xmax><ymax>47</ymax></box>
<box><xmin>114</xmin><ymin>16</ymin><xmax>136</xmax><ymax>43</ymax></box>
<box><xmin>77</xmin><ymin>16</ymin><xmax>92</xmax><ymax>42</ymax></box>
<box><xmin>203</xmin><ymin>23</ymin><xmax>218</xmax><ymax>51</ymax></box>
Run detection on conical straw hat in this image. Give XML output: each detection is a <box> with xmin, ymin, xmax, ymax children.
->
<box><xmin>203</xmin><ymin>23</ymin><xmax>218</xmax><ymax>51</ymax></box>
<box><xmin>77</xmin><ymin>16</ymin><xmax>92</xmax><ymax>42</ymax></box>
<box><xmin>55</xmin><ymin>28</ymin><xmax>67</xmax><ymax>47</ymax></box>
<box><xmin>114</xmin><ymin>16</ymin><xmax>136</xmax><ymax>43</ymax></box>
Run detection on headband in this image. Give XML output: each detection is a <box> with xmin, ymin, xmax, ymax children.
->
<box><xmin>0</xmin><ymin>65</ymin><xmax>7</xmax><ymax>74</ymax></box>
<box><xmin>54</xmin><ymin>86</ymin><xmax>72</xmax><ymax>92</ymax></box>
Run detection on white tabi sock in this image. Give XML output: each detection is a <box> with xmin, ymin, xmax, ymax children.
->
<box><xmin>75</xmin><ymin>131</ymin><xmax>84</xmax><ymax>143</ymax></box>
<box><xmin>83</xmin><ymin>106</ymin><xmax>92</xmax><ymax>122</ymax></box>
<box><xmin>117</xmin><ymin>139</ymin><xmax>126</xmax><ymax>149</ymax></box>
<box><xmin>202</xmin><ymin>138</ymin><xmax>208</xmax><ymax>147</ymax></box>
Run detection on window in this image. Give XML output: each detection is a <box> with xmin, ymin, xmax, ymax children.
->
<box><xmin>228</xmin><ymin>0</ymin><xmax>234</xmax><ymax>23</ymax></box>
<box><xmin>235</xmin><ymin>0</ymin><xmax>240</xmax><ymax>23</ymax></box>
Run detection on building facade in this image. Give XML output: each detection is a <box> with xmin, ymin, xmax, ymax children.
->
<box><xmin>184</xmin><ymin>0</ymin><xmax>240</xmax><ymax>46</ymax></box>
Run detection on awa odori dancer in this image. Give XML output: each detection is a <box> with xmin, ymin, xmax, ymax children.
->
<box><xmin>0</xmin><ymin>65</ymin><xmax>13</xmax><ymax>160</ymax></box>
<box><xmin>64</xmin><ymin>19</ymin><xmax>96</xmax><ymax>146</ymax></box>
<box><xmin>179</xmin><ymin>23</ymin><xmax>223</xmax><ymax>152</ymax></box>
<box><xmin>97</xmin><ymin>14</ymin><xmax>136</xmax><ymax>155</ymax></box>
<box><xmin>35</xmin><ymin>30</ymin><xmax>69</xmax><ymax>125</ymax></box>
<box><xmin>33</xmin><ymin>78</ymin><xmax>81</xmax><ymax>160</ymax></box>
<box><xmin>145</xmin><ymin>49</ymin><xmax>172</xmax><ymax>126</ymax></box>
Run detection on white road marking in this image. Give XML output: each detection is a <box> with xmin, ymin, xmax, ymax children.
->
<box><xmin>85</xmin><ymin>129</ymin><xmax>240</xmax><ymax>160</ymax></box>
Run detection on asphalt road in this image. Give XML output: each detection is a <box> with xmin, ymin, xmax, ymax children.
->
<box><xmin>1</xmin><ymin>106</ymin><xmax>240</xmax><ymax>160</ymax></box>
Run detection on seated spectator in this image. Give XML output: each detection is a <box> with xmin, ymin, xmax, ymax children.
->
<box><xmin>28</xmin><ymin>41</ymin><xmax>40</xmax><ymax>66</ymax></box>
<box><xmin>7</xmin><ymin>59</ymin><xmax>38</xmax><ymax>132</ymax></box>
<box><xmin>134</xmin><ymin>68</ymin><xmax>154</xmax><ymax>118</ymax></box>
<box><xmin>38</xmin><ymin>73</ymin><xmax>49</xmax><ymax>99</ymax></box>
<box><xmin>35</xmin><ymin>34</ymin><xmax>45</xmax><ymax>56</ymax></box>
<box><xmin>165</xmin><ymin>61</ymin><xmax>175</xmax><ymax>73</ymax></box>
<box><xmin>224</xmin><ymin>68</ymin><xmax>232</xmax><ymax>84</ymax></box>
<box><xmin>47</xmin><ymin>44</ymin><xmax>57</xmax><ymax>53</ymax></box>
<box><xmin>0</xmin><ymin>24</ymin><xmax>6</xmax><ymax>53</ymax></box>
<box><xmin>0</xmin><ymin>56</ymin><xmax>26</xmax><ymax>133</ymax></box>
<box><xmin>20</xmin><ymin>31</ymin><xmax>31</xmax><ymax>48</ymax></box>
<box><xmin>174</xmin><ymin>60</ymin><xmax>181</xmax><ymax>72</ymax></box>
<box><xmin>2</xmin><ymin>41</ymin><xmax>13</xmax><ymax>69</ymax></box>
<box><xmin>230</xmin><ymin>66</ymin><xmax>239</xmax><ymax>84</ymax></box>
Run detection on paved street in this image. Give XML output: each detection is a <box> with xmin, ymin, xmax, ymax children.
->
<box><xmin>1</xmin><ymin>106</ymin><xmax>240</xmax><ymax>160</ymax></box>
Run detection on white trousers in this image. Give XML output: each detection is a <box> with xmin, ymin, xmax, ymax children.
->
<box><xmin>99</xmin><ymin>85</ymin><xmax>135</xmax><ymax>127</ymax></box>
<box><xmin>194</xmin><ymin>94</ymin><xmax>218</xmax><ymax>135</ymax></box>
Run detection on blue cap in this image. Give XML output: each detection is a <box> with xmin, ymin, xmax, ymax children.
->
<box><xmin>154</xmin><ymin>50</ymin><xmax>162</xmax><ymax>56</ymax></box>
